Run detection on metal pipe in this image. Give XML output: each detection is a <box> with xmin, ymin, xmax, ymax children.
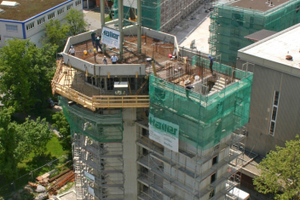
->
<box><xmin>137</xmin><ymin>0</ymin><xmax>142</xmax><ymax>53</ymax></box>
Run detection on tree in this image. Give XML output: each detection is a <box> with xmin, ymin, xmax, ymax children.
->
<box><xmin>52</xmin><ymin>111</ymin><xmax>71</xmax><ymax>151</ymax></box>
<box><xmin>43</xmin><ymin>19</ymin><xmax>70</xmax><ymax>51</ymax></box>
<box><xmin>254</xmin><ymin>136</ymin><xmax>300</xmax><ymax>200</ymax></box>
<box><xmin>65</xmin><ymin>9</ymin><xmax>88</xmax><ymax>36</ymax></box>
<box><xmin>0</xmin><ymin>39</ymin><xmax>56</xmax><ymax>113</ymax></box>
<box><xmin>0</xmin><ymin>108</ymin><xmax>52</xmax><ymax>181</ymax></box>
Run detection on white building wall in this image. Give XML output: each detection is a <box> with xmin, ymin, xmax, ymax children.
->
<box><xmin>0</xmin><ymin>0</ymin><xmax>83</xmax><ymax>48</ymax></box>
<box><xmin>0</xmin><ymin>22</ymin><xmax>23</xmax><ymax>47</ymax></box>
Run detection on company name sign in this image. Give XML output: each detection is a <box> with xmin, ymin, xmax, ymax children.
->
<box><xmin>101</xmin><ymin>27</ymin><xmax>120</xmax><ymax>49</ymax></box>
<box><xmin>149</xmin><ymin>114</ymin><xmax>179</xmax><ymax>152</ymax></box>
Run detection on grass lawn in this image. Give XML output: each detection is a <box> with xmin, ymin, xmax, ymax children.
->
<box><xmin>17</xmin><ymin>134</ymin><xmax>70</xmax><ymax>176</ymax></box>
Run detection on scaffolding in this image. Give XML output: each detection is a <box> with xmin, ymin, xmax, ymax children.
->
<box><xmin>135</xmin><ymin>55</ymin><xmax>252</xmax><ymax>199</ymax></box>
<box><xmin>136</xmin><ymin>123</ymin><xmax>247</xmax><ymax>200</ymax></box>
<box><xmin>60</xmin><ymin>97</ymin><xmax>125</xmax><ymax>199</ymax></box>
<box><xmin>113</xmin><ymin>0</ymin><xmax>203</xmax><ymax>32</ymax></box>
<box><xmin>149</xmin><ymin>60</ymin><xmax>252</xmax><ymax>150</ymax></box>
<box><xmin>209</xmin><ymin>0</ymin><xmax>300</xmax><ymax>64</ymax></box>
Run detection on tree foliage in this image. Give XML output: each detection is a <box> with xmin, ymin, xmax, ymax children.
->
<box><xmin>43</xmin><ymin>9</ymin><xmax>88</xmax><ymax>50</ymax></box>
<box><xmin>43</xmin><ymin>19</ymin><xmax>70</xmax><ymax>51</ymax></box>
<box><xmin>0</xmin><ymin>39</ymin><xmax>56</xmax><ymax>113</ymax></box>
<box><xmin>65</xmin><ymin>8</ymin><xmax>88</xmax><ymax>36</ymax></box>
<box><xmin>254</xmin><ymin>136</ymin><xmax>300</xmax><ymax>200</ymax></box>
<box><xmin>52</xmin><ymin>111</ymin><xmax>71</xmax><ymax>151</ymax></box>
<box><xmin>0</xmin><ymin>107</ymin><xmax>52</xmax><ymax>181</ymax></box>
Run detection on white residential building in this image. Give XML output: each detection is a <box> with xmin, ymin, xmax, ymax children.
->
<box><xmin>0</xmin><ymin>0</ymin><xmax>83</xmax><ymax>48</ymax></box>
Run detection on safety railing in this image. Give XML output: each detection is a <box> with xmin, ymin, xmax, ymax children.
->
<box><xmin>52</xmin><ymin>70</ymin><xmax>150</xmax><ymax>111</ymax></box>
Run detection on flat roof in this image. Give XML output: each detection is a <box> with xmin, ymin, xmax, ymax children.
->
<box><xmin>244</xmin><ymin>29</ymin><xmax>277</xmax><ymax>42</ymax></box>
<box><xmin>230</xmin><ymin>0</ymin><xmax>290</xmax><ymax>12</ymax></box>
<box><xmin>0</xmin><ymin>0</ymin><xmax>68</xmax><ymax>21</ymax></box>
<box><xmin>239</xmin><ymin>24</ymin><xmax>300</xmax><ymax>74</ymax></box>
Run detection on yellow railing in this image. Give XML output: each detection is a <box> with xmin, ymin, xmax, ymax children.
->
<box><xmin>51</xmin><ymin>67</ymin><xmax>150</xmax><ymax>110</ymax></box>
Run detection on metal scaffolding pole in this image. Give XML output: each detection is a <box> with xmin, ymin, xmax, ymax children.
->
<box><xmin>118</xmin><ymin>0</ymin><xmax>124</xmax><ymax>60</ymax></box>
<box><xmin>100</xmin><ymin>0</ymin><xmax>106</xmax><ymax>54</ymax></box>
<box><xmin>137</xmin><ymin>0</ymin><xmax>141</xmax><ymax>53</ymax></box>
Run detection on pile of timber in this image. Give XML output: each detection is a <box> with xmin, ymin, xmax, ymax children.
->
<box><xmin>48</xmin><ymin>169</ymin><xmax>75</xmax><ymax>195</ymax></box>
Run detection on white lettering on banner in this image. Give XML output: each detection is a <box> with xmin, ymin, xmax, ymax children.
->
<box><xmin>101</xmin><ymin>27</ymin><xmax>120</xmax><ymax>49</ymax></box>
<box><xmin>88</xmin><ymin>186</ymin><xmax>95</xmax><ymax>196</ymax></box>
<box><xmin>149</xmin><ymin>114</ymin><xmax>179</xmax><ymax>152</ymax></box>
<box><xmin>84</xmin><ymin>171</ymin><xmax>95</xmax><ymax>182</ymax></box>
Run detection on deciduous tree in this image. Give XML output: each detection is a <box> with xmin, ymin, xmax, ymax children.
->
<box><xmin>254</xmin><ymin>136</ymin><xmax>300</xmax><ymax>200</ymax></box>
<box><xmin>0</xmin><ymin>39</ymin><xmax>56</xmax><ymax>113</ymax></box>
<box><xmin>52</xmin><ymin>111</ymin><xmax>71</xmax><ymax>151</ymax></box>
<box><xmin>0</xmin><ymin>108</ymin><xmax>52</xmax><ymax>181</ymax></box>
<box><xmin>65</xmin><ymin>8</ymin><xmax>88</xmax><ymax>36</ymax></box>
<box><xmin>42</xmin><ymin>19</ymin><xmax>70</xmax><ymax>51</ymax></box>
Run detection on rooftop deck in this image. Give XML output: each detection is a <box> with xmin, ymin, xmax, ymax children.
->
<box><xmin>53</xmin><ymin>29</ymin><xmax>245</xmax><ymax>111</ymax></box>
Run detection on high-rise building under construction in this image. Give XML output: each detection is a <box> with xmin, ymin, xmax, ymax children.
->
<box><xmin>51</xmin><ymin>2</ymin><xmax>253</xmax><ymax>198</ymax></box>
<box><xmin>209</xmin><ymin>0</ymin><xmax>300</xmax><ymax>64</ymax></box>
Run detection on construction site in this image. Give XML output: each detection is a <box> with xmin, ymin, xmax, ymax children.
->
<box><xmin>51</xmin><ymin>0</ymin><xmax>253</xmax><ymax>199</ymax></box>
<box><xmin>113</xmin><ymin>0</ymin><xmax>204</xmax><ymax>32</ymax></box>
<box><xmin>209</xmin><ymin>0</ymin><xmax>300</xmax><ymax>64</ymax></box>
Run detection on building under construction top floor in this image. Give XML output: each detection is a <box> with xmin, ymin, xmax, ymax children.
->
<box><xmin>52</xmin><ymin>25</ymin><xmax>253</xmax><ymax>200</ymax></box>
<box><xmin>209</xmin><ymin>0</ymin><xmax>300</xmax><ymax>64</ymax></box>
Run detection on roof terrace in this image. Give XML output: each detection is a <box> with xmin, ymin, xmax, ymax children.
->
<box><xmin>52</xmin><ymin>27</ymin><xmax>251</xmax><ymax>111</ymax></box>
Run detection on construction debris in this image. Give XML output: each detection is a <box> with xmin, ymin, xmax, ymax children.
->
<box><xmin>36</xmin><ymin>185</ymin><xmax>46</xmax><ymax>193</ymax></box>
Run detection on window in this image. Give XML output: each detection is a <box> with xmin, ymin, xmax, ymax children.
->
<box><xmin>210</xmin><ymin>173</ymin><xmax>216</xmax><ymax>184</ymax></box>
<box><xmin>26</xmin><ymin>22</ymin><xmax>35</xmax><ymax>30</ymax></box>
<box><xmin>57</xmin><ymin>7</ymin><xmax>65</xmax><ymax>15</ymax></box>
<box><xmin>209</xmin><ymin>189</ymin><xmax>215</xmax><ymax>199</ymax></box>
<box><xmin>67</xmin><ymin>4</ymin><xmax>73</xmax><ymax>10</ymax></box>
<box><xmin>48</xmin><ymin>12</ymin><xmax>55</xmax><ymax>20</ymax></box>
<box><xmin>269</xmin><ymin>91</ymin><xmax>280</xmax><ymax>136</ymax></box>
<box><xmin>6</xmin><ymin>24</ymin><xmax>18</xmax><ymax>32</ymax></box>
<box><xmin>0</xmin><ymin>35</ymin><xmax>1</xmax><ymax>41</ymax></box>
<box><xmin>212</xmin><ymin>155</ymin><xmax>218</xmax><ymax>166</ymax></box>
<box><xmin>37</xmin><ymin>17</ymin><xmax>45</xmax><ymax>25</ymax></box>
<box><xmin>75</xmin><ymin>0</ymin><xmax>81</xmax><ymax>6</ymax></box>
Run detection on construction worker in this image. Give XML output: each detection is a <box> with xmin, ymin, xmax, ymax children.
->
<box><xmin>111</xmin><ymin>54</ymin><xmax>118</xmax><ymax>64</ymax></box>
<box><xmin>69</xmin><ymin>45</ymin><xmax>75</xmax><ymax>56</ymax></box>
<box><xmin>95</xmin><ymin>36</ymin><xmax>102</xmax><ymax>52</ymax></box>
<box><xmin>102</xmin><ymin>56</ymin><xmax>108</xmax><ymax>65</ymax></box>
<box><xmin>91</xmin><ymin>30</ymin><xmax>96</xmax><ymax>47</ymax></box>
<box><xmin>208</xmin><ymin>55</ymin><xmax>214</xmax><ymax>75</ymax></box>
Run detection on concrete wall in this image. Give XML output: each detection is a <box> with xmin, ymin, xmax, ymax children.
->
<box><xmin>237</xmin><ymin>59</ymin><xmax>300</xmax><ymax>156</ymax></box>
<box><xmin>122</xmin><ymin>108</ymin><xmax>139</xmax><ymax>199</ymax></box>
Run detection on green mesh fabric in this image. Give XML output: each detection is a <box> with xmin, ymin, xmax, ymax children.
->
<box><xmin>149</xmin><ymin>64</ymin><xmax>253</xmax><ymax>150</ymax></box>
<box><xmin>113</xmin><ymin>0</ymin><xmax>161</xmax><ymax>30</ymax></box>
<box><xmin>209</xmin><ymin>0</ymin><xmax>300</xmax><ymax>64</ymax></box>
<box><xmin>59</xmin><ymin>97</ymin><xmax>123</xmax><ymax>142</ymax></box>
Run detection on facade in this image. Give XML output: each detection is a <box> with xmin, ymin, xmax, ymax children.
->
<box><xmin>51</xmin><ymin>26</ymin><xmax>253</xmax><ymax>199</ymax></box>
<box><xmin>113</xmin><ymin>0</ymin><xmax>203</xmax><ymax>32</ymax></box>
<box><xmin>0</xmin><ymin>0</ymin><xmax>83</xmax><ymax>48</ymax></box>
<box><xmin>237</xmin><ymin>23</ymin><xmax>300</xmax><ymax>156</ymax></box>
<box><xmin>209</xmin><ymin>0</ymin><xmax>300</xmax><ymax>65</ymax></box>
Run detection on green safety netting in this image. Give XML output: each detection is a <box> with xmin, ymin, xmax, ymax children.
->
<box><xmin>149</xmin><ymin>62</ymin><xmax>253</xmax><ymax>150</ymax></box>
<box><xmin>59</xmin><ymin>97</ymin><xmax>123</xmax><ymax>142</ymax></box>
<box><xmin>113</xmin><ymin>0</ymin><xmax>161</xmax><ymax>30</ymax></box>
<box><xmin>209</xmin><ymin>0</ymin><xmax>300</xmax><ymax>64</ymax></box>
